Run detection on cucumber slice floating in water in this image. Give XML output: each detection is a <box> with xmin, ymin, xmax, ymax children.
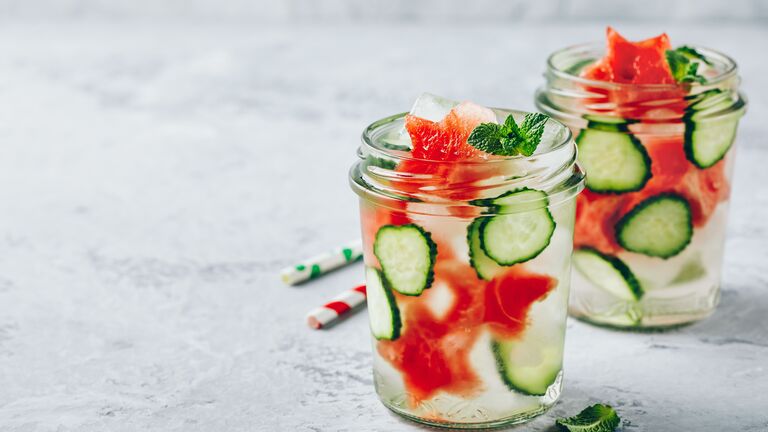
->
<box><xmin>684</xmin><ymin>118</ymin><xmax>738</xmax><ymax>168</ymax></box>
<box><xmin>492</xmin><ymin>331</ymin><xmax>563</xmax><ymax>396</ymax></box>
<box><xmin>365</xmin><ymin>267</ymin><xmax>402</xmax><ymax>341</ymax></box>
<box><xmin>615</xmin><ymin>193</ymin><xmax>693</xmax><ymax>259</ymax></box>
<box><xmin>478</xmin><ymin>189</ymin><xmax>556</xmax><ymax>266</ymax></box>
<box><xmin>573</xmin><ymin>248</ymin><xmax>643</xmax><ymax>301</ymax></box>
<box><xmin>576</xmin><ymin>122</ymin><xmax>651</xmax><ymax>193</ymax></box>
<box><xmin>684</xmin><ymin>89</ymin><xmax>743</xmax><ymax>168</ymax></box>
<box><xmin>374</xmin><ymin>224</ymin><xmax>437</xmax><ymax>296</ymax></box>
<box><xmin>467</xmin><ymin>218</ymin><xmax>504</xmax><ymax>281</ymax></box>
<box><xmin>556</xmin><ymin>404</ymin><xmax>621</xmax><ymax>432</ymax></box>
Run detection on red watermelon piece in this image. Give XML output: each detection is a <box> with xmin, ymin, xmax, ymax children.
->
<box><xmin>405</xmin><ymin>102</ymin><xmax>496</xmax><ymax>161</ymax></box>
<box><xmin>583</xmin><ymin>27</ymin><xmax>675</xmax><ymax>85</ymax></box>
<box><xmin>376</xmin><ymin>259</ymin><xmax>558</xmax><ymax>405</ymax></box>
<box><xmin>484</xmin><ymin>267</ymin><xmax>558</xmax><ymax>338</ymax></box>
<box><xmin>399</xmin><ymin>102</ymin><xmax>499</xmax><ymax>208</ymax></box>
<box><xmin>581</xmin><ymin>27</ymin><xmax>687</xmax><ymax>119</ymax></box>
<box><xmin>377</xmin><ymin>261</ymin><xmax>483</xmax><ymax>403</ymax></box>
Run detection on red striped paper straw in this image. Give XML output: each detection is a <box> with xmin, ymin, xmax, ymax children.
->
<box><xmin>307</xmin><ymin>284</ymin><xmax>367</xmax><ymax>329</ymax></box>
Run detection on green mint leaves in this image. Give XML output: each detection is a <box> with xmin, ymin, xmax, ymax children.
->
<box><xmin>556</xmin><ymin>404</ymin><xmax>621</xmax><ymax>432</ymax></box>
<box><xmin>467</xmin><ymin>113</ymin><xmax>549</xmax><ymax>157</ymax></box>
<box><xmin>666</xmin><ymin>46</ymin><xmax>709</xmax><ymax>84</ymax></box>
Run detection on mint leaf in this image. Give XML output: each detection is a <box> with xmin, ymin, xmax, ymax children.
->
<box><xmin>666</xmin><ymin>48</ymin><xmax>707</xmax><ymax>84</ymax></box>
<box><xmin>467</xmin><ymin>113</ymin><xmax>550</xmax><ymax>156</ymax></box>
<box><xmin>503</xmin><ymin>114</ymin><xmax>521</xmax><ymax>136</ymax></box>
<box><xmin>556</xmin><ymin>404</ymin><xmax>620</xmax><ymax>432</ymax></box>
<box><xmin>467</xmin><ymin>123</ymin><xmax>503</xmax><ymax>153</ymax></box>
<box><xmin>519</xmin><ymin>112</ymin><xmax>548</xmax><ymax>156</ymax></box>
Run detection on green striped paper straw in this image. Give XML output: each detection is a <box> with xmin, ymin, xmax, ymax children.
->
<box><xmin>281</xmin><ymin>240</ymin><xmax>364</xmax><ymax>285</ymax></box>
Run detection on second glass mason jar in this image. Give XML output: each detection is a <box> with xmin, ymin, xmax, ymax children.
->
<box><xmin>350</xmin><ymin>109</ymin><xmax>584</xmax><ymax>428</ymax></box>
<box><xmin>536</xmin><ymin>44</ymin><xmax>747</xmax><ymax>329</ymax></box>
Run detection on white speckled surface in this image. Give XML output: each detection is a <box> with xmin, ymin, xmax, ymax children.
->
<box><xmin>0</xmin><ymin>20</ymin><xmax>766</xmax><ymax>431</ymax></box>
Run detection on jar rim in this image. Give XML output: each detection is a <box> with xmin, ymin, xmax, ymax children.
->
<box><xmin>545</xmin><ymin>42</ymin><xmax>739</xmax><ymax>91</ymax></box>
<box><xmin>352</xmin><ymin>110</ymin><xmax>584</xmax><ymax>211</ymax></box>
<box><xmin>361</xmin><ymin>109</ymin><xmax>573</xmax><ymax>165</ymax></box>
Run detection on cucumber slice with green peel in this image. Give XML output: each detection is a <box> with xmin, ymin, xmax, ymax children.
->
<box><xmin>374</xmin><ymin>224</ymin><xmax>437</xmax><ymax>296</ymax></box>
<box><xmin>688</xmin><ymin>89</ymin><xmax>728</xmax><ymax>112</ymax></box>
<box><xmin>684</xmin><ymin>115</ymin><xmax>739</xmax><ymax>169</ymax></box>
<box><xmin>470</xmin><ymin>187</ymin><xmax>549</xmax><ymax>211</ymax></box>
<box><xmin>556</xmin><ymin>404</ymin><xmax>621</xmax><ymax>432</ymax></box>
<box><xmin>365</xmin><ymin>267</ymin><xmax>401</xmax><ymax>341</ymax></box>
<box><xmin>576</xmin><ymin>128</ymin><xmax>652</xmax><ymax>193</ymax></box>
<box><xmin>467</xmin><ymin>218</ymin><xmax>504</xmax><ymax>281</ymax></box>
<box><xmin>684</xmin><ymin>90</ymin><xmax>743</xmax><ymax>168</ymax></box>
<box><xmin>615</xmin><ymin>193</ymin><xmax>693</xmax><ymax>259</ymax></box>
<box><xmin>479</xmin><ymin>189</ymin><xmax>556</xmax><ymax>266</ymax></box>
<box><xmin>573</xmin><ymin>248</ymin><xmax>643</xmax><ymax>301</ymax></box>
<box><xmin>492</xmin><ymin>327</ymin><xmax>563</xmax><ymax>396</ymax></box>
<box><xmin>488</xmin><ymin>187</ymin><xmax>549</xmax><ymax>211</ymax></box>
<box><xmin>582</xmin><ymin>114</ymin><xmax>636</xmax><ymax>131</ymax></box>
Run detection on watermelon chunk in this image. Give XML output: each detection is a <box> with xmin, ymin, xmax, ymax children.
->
<box><xmin>377</xmin><ymin>261</ymin><xmax>483</xmax><ymax>403</ymax></box>
<box><xmin>405</xmin><ymin>102</ymin><xmax>496</xmax><ymax>162</ymax></box>
<box><xmin>376</xmin><ymin>259</ymin><xmax>557</xmax><ymax>405</ymax></box>
<box><xmin>484</xmin><ymin>267</ymin><xmax>558</xmax><ymax>338</ymax></box>
<box><xmin>395</xmin><ymin>100</ymin><xmax>500</xmax><ymax>210</ymax></box>
<box><xmin>581</xmin><ymin>27</ymin><xmax>687</xmax><ymax>119</ymax></box>
<box><xmin>583</xmin><ymin>27</ymin><xmax>675</xmax><ymax>85</ymax></box>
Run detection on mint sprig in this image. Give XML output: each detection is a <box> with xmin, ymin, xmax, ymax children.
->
<box><xmin>467</xmin><ymin>113</ymin><xmax>549</xmax><ymax>157</ymax></box>
<box><xmin>556</xmin><ymin>404</ymin><xmax>621</xmax><ymax>432</ymax></box>
<box><xmin>666</xmin><ymin>46</ymin><xmax>709</xmax><ymax>84</ymax></box>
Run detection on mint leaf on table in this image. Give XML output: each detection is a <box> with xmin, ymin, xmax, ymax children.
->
<box><xmin>666</xmin><ymin>48</ymin><xmax>707</xmax><ymax>84</ymax></box>
<box><xmin>467</xmin><ymin>113</ymin><xmax>550</xmax><ymax>156</ymax></box>
<box><xmin>556</xmin><ymin>404</ymin><xmax>621</xmax><ymax>432</ymax></box>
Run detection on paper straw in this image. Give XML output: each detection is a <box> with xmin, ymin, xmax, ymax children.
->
<box><xmin>281</xmin><ymin>240</ymin><xmax>363</xmax><ymax>285</ymax></box>
<box><xmin>307</xmin><ymin>284</ymin><xmax>367</xmax><ymax>329</ymax></box>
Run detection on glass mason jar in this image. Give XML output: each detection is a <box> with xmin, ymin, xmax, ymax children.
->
<box><xmin>349</xmin><ymin>109</ymin><xmax>584</xmax><ymax>428</ymax></box>
<box><xmin>536</xmin><ymin>44</ymin><xmax>747</xmax><ymax>329</ymax></box>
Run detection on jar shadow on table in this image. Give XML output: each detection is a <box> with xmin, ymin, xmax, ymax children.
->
<box><xmin>572</xmin><ymin>284</ymin><xmax>768</xmax><ymax>343</ymax></box>
<box><xmin>677</xmin><ymin>286</ymin><xmax>768</xmax><ymax>347</ymax></box>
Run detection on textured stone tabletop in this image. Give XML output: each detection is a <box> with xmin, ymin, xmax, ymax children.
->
<box><xmin>0</xmin><ymin>20</ymin><xmax>766</xmax><ymax>431</ymax></box>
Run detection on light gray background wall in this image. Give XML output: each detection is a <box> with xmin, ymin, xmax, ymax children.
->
<box><xmin>0</xmin><ymin>0</ymin><xmax>766</xmax><ymax>22</ymax></box>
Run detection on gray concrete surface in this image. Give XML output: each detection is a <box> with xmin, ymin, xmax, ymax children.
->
<box><xmin>0</xmin><ymin>20</ymin><xmax>765</xmax><ymax>431</ymax></box>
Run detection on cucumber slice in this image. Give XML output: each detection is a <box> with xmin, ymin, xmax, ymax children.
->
<box><xmin>576</xmin><ymin>127</ymin><xmax>651</xmax><ymax>193</ymax></box>
<box><xmin>469</xmin><ymin>187</ymin><xmax>549</xmax><ymax>211</ymax></box>
<box><xmin>684</xmin><ymin>115</ymin><xmax>738</xmax><ymax>169</ymax></box>
<box><xmin>479</xmin><ymin>189</ymin><xmax>556</xmax><ymax>266</ymax></box>
<box><xmin>492</xmin><ymin>325</ymin><xmax>564</xmax><ymax>396</ymax></box>
<box><xmin>684</xmin><ymin>90</ymin><xmax>742</xmax><ymax>168</ymax></box>
<box><xmin>582</xmin><ymin>114</ymin><xmax>636</xmax><ymax>129</ymax></box>
<box><xmin>365</xmin><ymin>267</ymin><xmax>402</xmax><ymax>340</ymax></box>
<box><xmin>615</xmin><ymin>193</ymin><xmax>692</xmax><ymax>259</ymax></box>
<box><xmin>374</xmin><ymin>224</ymin><xmax>437</xmax><ymax>296</ymax></box>
<box><xmin>573</xmin><ymin>248</ymin><xmax>643</xmax><ymax>301</ymax></box>
<box><xmin>467</xmin><ymin>218</ymin><xmax>503</xmax><ymax>281</ymax></box>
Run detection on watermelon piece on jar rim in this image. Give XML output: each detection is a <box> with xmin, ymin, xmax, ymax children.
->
<box><xmin>580</xmin><ymin>27</ymin><xmax>687</xmax><ymax>118</ymax></box>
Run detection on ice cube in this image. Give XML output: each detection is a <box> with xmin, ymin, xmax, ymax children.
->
<box><xmin>397</xmin><ymin>93</ymin><xmax>460</xmax><ymax>147</ymax></box>
<box><xmin>408</xmin><ymin>92</ymin><xmax>459</xmax><ymax>121</ymax></box>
